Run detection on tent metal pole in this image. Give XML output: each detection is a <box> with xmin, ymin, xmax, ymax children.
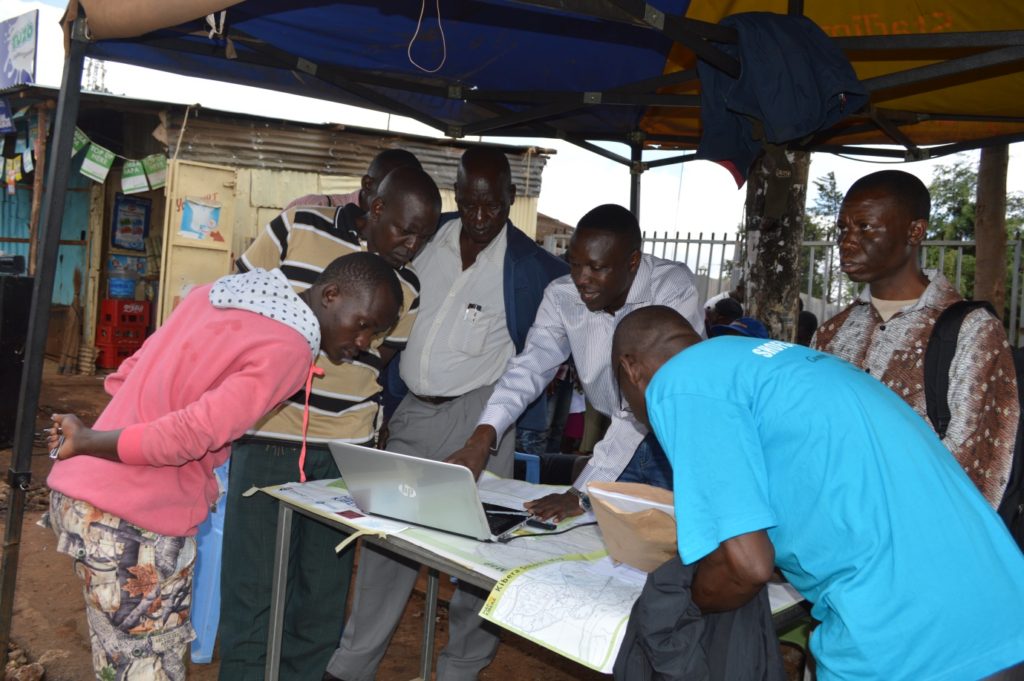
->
<box><xmin>629</xmin><ymin>141</ymin><xmax>643</xmax><ymax>218</ymax></box>
<box><xmin>0</xmin><ymin>17</ymin><xmax>88</xmax><ymax>668</ymax></box>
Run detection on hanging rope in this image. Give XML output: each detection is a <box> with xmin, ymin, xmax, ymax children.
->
<box><xmin>407</xmin><ymin>0</ymin><xmax>447</xmax><ymax>73</ymax></box>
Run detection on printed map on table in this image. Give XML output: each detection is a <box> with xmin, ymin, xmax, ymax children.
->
<box><xmin>480</xmin><ymin>552</ymin><xmax>646</xmax><ymax>673</ymax></box>
<box><xmin>264</xmin><ymin>476</ymin><xmax>805</xmax><ymax>675</ymax></box>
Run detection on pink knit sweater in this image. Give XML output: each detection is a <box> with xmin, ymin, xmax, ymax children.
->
<box><xmin>47</xmin><ymin>284</ymin><xmax>312</xmax><ymax>536</ymax></box>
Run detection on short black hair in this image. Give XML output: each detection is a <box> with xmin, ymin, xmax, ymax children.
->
<box><xmin>846</xmin><ymin>170</ymin><xmax>930</xmax><ymax>221</ymax></box>
<box><xmin>713</xmin><ymin>297</ymin><xmax>743</xmax><ymax>323</ymax></box>
<box><xmin>575</xmin><ymin>204</ymin><xmax>642</xmax><ymax>251</ymax></box>
<box><xmin>315</xmin><ymin>252</ymin><xmax>402</xmax><ymax>307</ymax></box>
<box><xmin>367</xmin><ymin>149</ymin><xmax>422</xmax><ymax>181</ymax></box>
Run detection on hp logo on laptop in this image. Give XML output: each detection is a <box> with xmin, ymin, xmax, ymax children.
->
<box><xmin>398</xmin><ymin>483</ymin><xmax>417</xmax><ymax>498</ymax></box>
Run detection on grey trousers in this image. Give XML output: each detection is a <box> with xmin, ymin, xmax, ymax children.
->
<box><xmin>325</xmin><ymin>383</ymin><xmax>515</xmax><ymax>681</ymax></box>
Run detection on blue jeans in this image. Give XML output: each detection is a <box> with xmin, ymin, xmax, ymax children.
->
<box><xmin>515</xmin><ymin>427</ymin><xmax>548</xmax><ymax>455</ymax></box>
<box><xmin>616</xmin><ymin>433</ymin><xmax>673</xmax><ymax>490</ymax></box>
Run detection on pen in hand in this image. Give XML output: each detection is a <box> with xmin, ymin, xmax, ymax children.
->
<box><xmin>49</xmin><ymin>431</ymin><xmax>64</xmax><ymax>460</ymax></box>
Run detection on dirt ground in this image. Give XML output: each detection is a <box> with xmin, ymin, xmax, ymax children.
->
<box><xmin>0</xmin><ymin>362</ymin><xmax>607</xmax><ymax>680</ymax></box>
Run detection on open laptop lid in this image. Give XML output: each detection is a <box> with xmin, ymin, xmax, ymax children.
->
<box><xmin>328</xmin><ymin>442</ymin><xmax>524</xmax><ymax>541</ymax></box>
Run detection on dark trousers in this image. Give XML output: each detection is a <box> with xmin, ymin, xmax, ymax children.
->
<box><xmin>617</xmin><ymin>433</ymin><xmax>674</xmax><ymax>490</ymax></box>
<box><xmin>218</xmin><ymin>440</ymin><xmax>354</xmax><ymax>681</ymax></box>
<box><xmin>984</xmin><ymin>660</ymin><xmax>1024</xmax><ymax>680</ymax></box>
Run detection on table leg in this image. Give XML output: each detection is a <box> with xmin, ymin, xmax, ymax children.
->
<box><xmin>418</xmin><ymin>568</ymin><xmax>440</xmax><ymax>681</ymax></box>
<box><xmin>265</xmin><ymin>503</ymin><xmax>293</xmax><ymax>681</ymax></box>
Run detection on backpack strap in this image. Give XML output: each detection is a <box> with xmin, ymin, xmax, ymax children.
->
<box><xmin>924</xmin><ymin>300</ymin><xmax>998</xmax><ymax>439</ymax></box>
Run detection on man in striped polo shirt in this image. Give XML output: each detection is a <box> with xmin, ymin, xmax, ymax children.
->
<box><xmin>218</xmin><ymin>165</ymin><xmax>442</xmax><ymax>681</ymax></box>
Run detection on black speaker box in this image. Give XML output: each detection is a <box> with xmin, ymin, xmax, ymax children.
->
<box><xmin>0</xmin><ymin>277</ymin><xmax>34</xmax><ymax>448</ymax></box>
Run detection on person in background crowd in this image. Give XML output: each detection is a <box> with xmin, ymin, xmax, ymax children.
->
<box><xmin>709</xmin><ymin>315</ymin><xmax>769</xmax><ymax>339</ymax></box>
<box><xmin>796</xmin><ymin>310</ymin><xmax>818</xmax><ymax>346</ymax></box>
<box><xmin>285</xmin><ymin>148</ymin><xmax>422</xmax><ymax>211</ymax></box>
<box><xmin>704</xmin><ymin>296</ymin><xmax>743</xmax><ymax>336</ymax></box>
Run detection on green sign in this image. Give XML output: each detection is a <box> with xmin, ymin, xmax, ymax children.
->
<box><xmin>121</xmin><ymin>159</ymin><xmax>149</xmax><ymax>194</ymax></box>
<box><xmin>71</xmin><ymin>127</ymin><xmax>89</xmax><ymax>157</ymax></box>
<box><xmin>142</xmin><ymin>154</ymin><xmax>167</xmax><ymax>189</ymax></box>
<box><xmin>81</xmin><ymin>142</ymin><xmax>115</xmax><ymax>183</ymax></box>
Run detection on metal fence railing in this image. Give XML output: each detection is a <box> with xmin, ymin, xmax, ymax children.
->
<box><xmin>642</xmin><ymin>231</ymin><xmax>1024</xmax><ymax>346</ymax></box>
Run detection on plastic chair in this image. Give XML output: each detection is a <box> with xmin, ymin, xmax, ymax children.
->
<box><xmin>190</xmin><ymin>461</ymin><xmax>230</xmax><ymax>663</ymax></box>
<box><xmin>514</xmin><ymin>451</ymin><xmax>541</xmax><ymax>484</ymax></box>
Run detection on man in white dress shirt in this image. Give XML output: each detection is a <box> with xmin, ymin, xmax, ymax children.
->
<box><xmin>447</xmin><ymin>203</ymin><xmax>704</xmax><ymax>521</ymax></box>
<box><xmin>322</xmin><ymin>147</ymin><xmax>567</xmax><ymax>681</ymax></box>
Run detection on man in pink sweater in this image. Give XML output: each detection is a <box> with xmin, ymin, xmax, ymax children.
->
<box><xmin>45</xmin><ymin>252</ymin><xmax>401</xmax><ymax>681</ymax></box>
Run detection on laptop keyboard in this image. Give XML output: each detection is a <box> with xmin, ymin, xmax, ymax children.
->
<box><xmin>483</xmin><ymin>503</ymin><xmax>527</xmax><ymax>536</ymax></box>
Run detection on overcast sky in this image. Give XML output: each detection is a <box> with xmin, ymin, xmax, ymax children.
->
<box><xmin>7</xmin><ymin>0</ymin><xmax>1023</xmax><ymax>238</ymax></box>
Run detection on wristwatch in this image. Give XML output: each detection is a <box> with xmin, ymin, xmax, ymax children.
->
<box><xmin>567</xmin><ymin>486</ymin><xmax>591</xmax><ymax>512</ymax></box>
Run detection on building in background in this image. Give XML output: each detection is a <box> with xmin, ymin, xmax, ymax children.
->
<box><xmin>0</xmin><ymin>85</ymin><xmax>552</xmax><ymax>367</ymax></box>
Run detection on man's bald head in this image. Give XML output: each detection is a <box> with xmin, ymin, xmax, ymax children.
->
<box><xmin>457</xmin><ymin>147</ymin><xmax>513</xmax><ymax>187</ymax></box>
<box><xmin>612</xmin><ymin>306</ymin><xmax>702</xmax><ymax>429</ymax></box>
<box><xmin>376</xmin><ymin>165</ymin><xmax>442</xmax><ymax>213</ymax></box>
<box><xmin>613</xmin><ymin>306</ymin><xmax>702</xmax><ymax>370</ymax></box>
<box><xmin>365</xmin><ymin>166</ymin><xmax>442</xmax><ymax>268</ymax></box>
<box><xmin>455</xmin><ymin>147</ymin><xmax>516</xmax><ymax>246</ymax></box>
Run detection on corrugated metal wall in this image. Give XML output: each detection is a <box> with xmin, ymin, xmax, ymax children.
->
<box><xmin>165</xmin><ymin>111</ymin><xmax>549</xmax><ymax>197</ymax></box>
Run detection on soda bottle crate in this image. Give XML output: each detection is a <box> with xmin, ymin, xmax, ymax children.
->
<box><xmin>100</xmin><ymin>299</ymin><xmax>151</xmax><ymax>328</ymax></box>
<box><xmin>95</xmin><ymin>341</ymin><xmax>141</xmax><ymax>370</ymax></box>
<box><xmin>96</xmin><ymin>323</ymin><xmax>148</xmax><ymax>346</ymax></box>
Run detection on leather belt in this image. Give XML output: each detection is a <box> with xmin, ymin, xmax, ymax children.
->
<box><xmin>411</xmin><ymin>392</ymin><xmax>460</xmax><ymax>405</ymax></box>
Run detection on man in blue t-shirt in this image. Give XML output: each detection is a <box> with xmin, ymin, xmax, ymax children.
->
<box><xmin>611</xmin><ymin>305</ymin><xmax>1024</xmax><ymax>681</ymax></box>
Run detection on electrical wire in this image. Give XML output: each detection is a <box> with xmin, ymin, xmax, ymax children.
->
<box><xmin>498</xmin><ymin>522</ymin><xmax>598</xmax><ymax>543</ymax></box>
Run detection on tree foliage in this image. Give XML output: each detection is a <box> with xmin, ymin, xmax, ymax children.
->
<box><xmin>928</xmin><ymin>158</ymin><xmax>1024</xmax><ymax>240</ymax></box>
<box><xmin>925</xmin><ymin>157</ymin><xmax>1024</xmax><ymax>304</ymax></box>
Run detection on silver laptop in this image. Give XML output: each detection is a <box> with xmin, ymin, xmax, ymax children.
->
<box><xmin>328</xmin><ymin>442</ymin><xmax>529</xmax><ymax>541</ymax></box>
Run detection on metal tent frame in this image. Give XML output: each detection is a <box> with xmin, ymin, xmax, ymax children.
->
<box><xmin>3</xmin><ymin>0</ymin><xmax>1024</xmax><ymax>663</ymax></box>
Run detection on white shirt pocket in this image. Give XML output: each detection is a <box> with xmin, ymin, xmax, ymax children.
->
<box><xmin>449</xmin><ymin>311</ymin><xmax>496</xmax><ymax>356</ymax></box>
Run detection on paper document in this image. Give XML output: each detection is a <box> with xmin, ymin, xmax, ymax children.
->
<box><xmin>587</xmin><ymin>485</ymin><xmax>675</xmax><ymax>517</ymax></box>
<box><xmin>269</xmin><ymin>478</ymin><xmax>408</xmax><ymax>534</ymax></box>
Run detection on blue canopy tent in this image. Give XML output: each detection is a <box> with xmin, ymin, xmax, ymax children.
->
<box><xmin>3</xmin><ymin>0</ymin><xmax>1024</xmax><ymax>668</ymax></box>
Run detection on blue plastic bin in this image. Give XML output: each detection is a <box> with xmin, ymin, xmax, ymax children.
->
<box><xmin>190</xmin><ymin>461</ymin><xmax>229</xmax><ymax>663</ymax></box>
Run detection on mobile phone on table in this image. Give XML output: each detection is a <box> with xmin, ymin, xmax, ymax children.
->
<box><xmin>525</xmin><ymin>517</ymin><xmax>557</xmax><ymax>531</ymax></box>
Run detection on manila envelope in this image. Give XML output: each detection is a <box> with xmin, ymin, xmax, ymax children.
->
<box><xmin>588</xmin><ymin>481</ymin><xmax>677</xmax><ymax>573</ymax></box>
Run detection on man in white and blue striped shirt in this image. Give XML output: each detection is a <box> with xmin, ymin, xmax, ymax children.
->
<box><xmin>447</xmin><ymin>204</ymin><xmax>704</xmax><ymax>520</ymax></box>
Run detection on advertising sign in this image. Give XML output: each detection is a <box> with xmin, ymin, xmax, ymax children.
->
<box><xmin>1</xmin><ymin>11</ymin><xmax>38</xmax><ymax>89</ymax></box>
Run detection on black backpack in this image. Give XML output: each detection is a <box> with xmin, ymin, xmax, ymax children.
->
<box><xmin>924</xmin><ymin>300</ymin><xmax>1024</xmax><ymax>551</ymax></box>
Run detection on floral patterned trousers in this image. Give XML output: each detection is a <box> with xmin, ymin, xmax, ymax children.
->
<box><xmin>47</xmin><ymin>491</ymin><xmax>196</xmax><ymax>681</ymax></box>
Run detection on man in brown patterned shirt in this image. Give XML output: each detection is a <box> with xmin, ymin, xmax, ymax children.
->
<box><xmin>813</xmin><ymin>169</ymin><xmax>1017</xmax><ymax>508</ymax></box>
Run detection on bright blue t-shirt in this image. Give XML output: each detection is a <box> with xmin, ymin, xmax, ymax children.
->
<box><xmin>646</xmin><ymin>336</ymin><xmax>1024</xmax><ymax>681</ymax></box>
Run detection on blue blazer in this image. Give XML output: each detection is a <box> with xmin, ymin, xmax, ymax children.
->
<box><xmin>382</xmin><ymin>214</ymin><xmax>568</xmax><ymax>433</ymax></box>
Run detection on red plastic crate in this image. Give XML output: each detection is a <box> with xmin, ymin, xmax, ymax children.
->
<box><xmin>100</xmin><ymin>299</ymin><xmax>151</xmax><ymax>327</ymax></box>
<box><xmin>96</xmin><ymin>323</ymin><xmax>147</xmax><ymax>346</ymax></box>
<box><xmin>95</xmin><ymin>342</ymin><xmax>141</xmax><ymax>370</ymax></box>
